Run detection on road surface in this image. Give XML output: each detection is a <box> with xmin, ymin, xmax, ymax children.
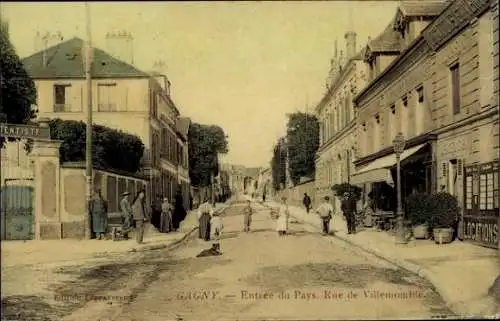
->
<box><xmin>1</xmin><ymin>200</ymin><xmax>453</xmax><ymax>321</ymax></box>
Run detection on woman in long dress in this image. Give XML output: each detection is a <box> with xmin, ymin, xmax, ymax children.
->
<box><xmin>159</xmin><ymin>198</ymin><xmax>173</xmax><ymax>233</ymax></box>
<box><xmin>198</xmin><ymin>199</ymin><xmax>213</xmax><ymax>241</ymax></box>
<box><xmin>276</xmin><ymin>196</ymin><xmax>290</xmax><ymax>236</ymax></box>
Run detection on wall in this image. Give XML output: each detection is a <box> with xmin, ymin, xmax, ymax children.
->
<box><xmin>276</xmin><ymin>181</ymin><xmax>318</xmax><ymax>209</ymax></box>
<box><xmin>59</xmin><ymin>164</ymin><xmax>147</xmax><ymax>238</ymax></box>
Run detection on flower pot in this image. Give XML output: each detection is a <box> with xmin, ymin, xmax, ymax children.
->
<box><xmin>364</xmin><ymin>213</ymin><xmax>373</xmax><ymax>227</ymax></box>
<box><xmin>412</xmin><ymin>224</ymin><xmax>429</xmax><ymax>239</ymax></box>
<box><xmin>433</xmin><ymin>228</ymin><xmax>454</xmax><ymax>244</ymax></box>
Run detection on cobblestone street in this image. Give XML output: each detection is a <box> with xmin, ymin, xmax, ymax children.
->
<box><xmin>2</xmin><ymin>201</ymin><xmax>454</xmax><ymax>321</ymax></box>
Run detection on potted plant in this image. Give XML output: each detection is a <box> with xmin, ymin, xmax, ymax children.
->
<box><xmin>429</xmin><ymin>192</ymin><xmax>459</xmax><ymax>244</ymax></box>
<box><xmin>405</xmin><ymin>193</ymin><xmax>432</xmax><ymax>239</ymax></box>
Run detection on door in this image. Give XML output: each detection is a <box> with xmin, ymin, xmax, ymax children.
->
<box><xmin>1</xmin><ymin>179</ymin><xmax>35</xmax><ymax>240</ymax></box>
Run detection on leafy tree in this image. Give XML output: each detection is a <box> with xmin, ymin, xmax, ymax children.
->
<box><xmin>188</xmin><ymin>123</ymin><xmax>228</xmax><ymax>187</ymax></box>
<box><xmin>286</xmin><ymin>112</ymin><xmax>319</xmax><ymax>185</ymax></box>
<box><xmin>271</xmin><ymin>137</ymin><xmax>286</xmax><ymax>191</ymax></box>
<box><xmin>48</xmin><ymin>119</ymin><xmax>144</xmax><ymax>173</ymax></box>
<box><xmin>331</xmin><ymin>183</ymin><xmax>362</xmax><ymax>202</ymax></box>
<box><xmin>0</xmin><ymin>16</ymin><xmax>37</xmax><ymax>148</ymax></box>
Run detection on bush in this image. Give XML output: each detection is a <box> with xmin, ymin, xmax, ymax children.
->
<box><xmin>429</xmin><ymin>192</ymin><xmax>459</xmax><ymax>228</ymax></box>
<box><xmin>331</xmin><ymin>183</ymin><xmax>362</xmax><ymax>202</ymax></box>
<box><xmin>48</xmin><ymin>119</ymin><xmax>144</xmax><ymax>173</ymax></box>
<box><xmin>405</xmin><ymin>193</ymin><xmax>432</xmax><ymax>226</ymax></box>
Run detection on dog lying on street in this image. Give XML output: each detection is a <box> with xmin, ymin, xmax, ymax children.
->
<box><xmin>196</xmin><ymin>243</ymin><xmax>223</xmax><ymax>257</ymax></box>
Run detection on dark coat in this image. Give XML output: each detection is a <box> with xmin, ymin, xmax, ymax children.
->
<box><xmin>341</xmin><ymin>199</ymin><xmax>356</xmax><ymax>215</ymax></box>
<box><xmin>303</xmin><ymin>195</ymin><xmax>312</xmax><ymax>207</ymax></box>
<box><xmin>89</xmin><ymin>197</ymin><xmax>108</xmax><ymax>234</ymax></box>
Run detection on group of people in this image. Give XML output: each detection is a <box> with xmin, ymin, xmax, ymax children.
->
<box><xmin>88</xmin><ymin>188</ymin><xmax>188</xmax><ymax>245</ymax></box>
<box><xmin>89</xmin><ymin>188</ymin><xmax>148</xmax><ymax>243</ymax></box>
<box><xmin>150</xmin><ymin>192</ymin><xmax>187</xmax><ymax>234</ymax></box>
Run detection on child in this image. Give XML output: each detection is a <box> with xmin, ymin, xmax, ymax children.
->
<box><xmin>210</xmin><ymin>210</ymin><xmax>224</xmax><ymax>254</ymax></box>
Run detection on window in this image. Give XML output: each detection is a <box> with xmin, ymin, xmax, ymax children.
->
<box><xmin>479</xmin><ymin>171</ymin><xmax>496</xmax><ymax>210</ymax></box>
<box><xmin>415</xmin><ymin>86</ymin><xmax>425</xmax><ymax>135</ymax></box>
<box><xmin>402</xmin><ymin>95</ymin><xmax>408</xmax><ymax>107</ymax></box>
<box><xmin>53</xmin><ymin>84</ymin><xmax>71</xmax><ymax>112</ymax></box>
<box><xmin>97</xmin><ymin>84</ymin><xmax>117</xmax><ymax>111</ymax></box>
<box><xmin>450</xmin><ymin>63</ymin><xmax>460</xmax><ymax>115</ymax></box>
<box><xmin>417</xmin><ymin>87</ymin><xmax>424</xmax><ymax>103</ymax></box>
<box><xmin>150</xmin><ymin>90</ymin><xmax>158</xmax><ymax>118</ymax></box>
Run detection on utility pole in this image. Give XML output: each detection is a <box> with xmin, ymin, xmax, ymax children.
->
<box><xmin>84</xmin><ymin>1</ymin><xmax>93</xmax><ymax>239</ymax></box>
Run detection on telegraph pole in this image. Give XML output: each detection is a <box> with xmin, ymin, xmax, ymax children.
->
<box><xmin>84</xmin><ymin>1</ymin><xmax>93</xmax><ymax>239</ymax></box>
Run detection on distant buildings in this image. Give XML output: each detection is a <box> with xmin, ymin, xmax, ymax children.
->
<box><xmin>19</xmin><ymin>36</ymin><xmax>191</xmax><ymax>210</ymax></box>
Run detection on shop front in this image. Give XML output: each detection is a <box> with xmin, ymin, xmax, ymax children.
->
<box><xmin>351</xmin><ymin>142</ymin><xmax>434</xmax><ymax>213</ymax></box>
<box><xmin>462</xmin><ymin>160</ymin><xmax>499</xmax><ymax>249</ymax></box>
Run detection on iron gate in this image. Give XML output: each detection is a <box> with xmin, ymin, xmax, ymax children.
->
<box><xmin>1</xmin><ymin>178</ymin><xmax>35</xmax><ymax>240</ymax></box>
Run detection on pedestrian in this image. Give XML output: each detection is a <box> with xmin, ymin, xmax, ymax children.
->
<box><xmin>303</xmin><ymin>193</ymin><xmax>312</xmax><ymax>213</ymax></box>
<box><xmin>341</xmin><ymin>192</ymin><xmax>357</xmax><ymax>234</ymax></box>
<box><xmin>119</xmin><ymin>191</ymin><xmax>133</xmax><ymax>239</ymax></box>
<box><xmin>210</xmin><ymin>209</ymin><xmax>224</xmax><ymax>253</ymax></box>
<box><xmin>262</xmin><ymin>193</ymin><xmax>266</xmax><ymax>203</ymax></box>
<box><xmin>151</xmin><ymin>194</ymin><xmax>162</xmax><ymax>230</ymax></box>
<box><xmin>243</xmin><ymin>200</ymin><xmax>253</xmax><ymax>232</ymax></box>
<box><xmin>89</xmin><ymin>189</ymin><xmax>108</xmax><ymax>240</ymax></box>
<box><xmin>197</xmin><ymin>198</ymin><xmax>213</xmax><ymax>241</ymax></box>
<box><xmin>173</xmin><ymin>190</ymin><xmax>186</xmax><ymax>231</ymax></box>
<box><xmin>132</xmin><ymin>189</ymin><xmax>148</xmax><ymax>244</ymax></box>
<box><xmin>276</xmin><ymin>196</ymin><xmax>290</xmax><ymax>236</ymax></box>
<box><xmin>159</xmin><ymin>197</ymin><xmax>174</xmax><ymax>233</ymax></box>
<box><xmin>315</xmin><ymin>196</ymin><xmax>334</xmax><ymax>235</ymax></box>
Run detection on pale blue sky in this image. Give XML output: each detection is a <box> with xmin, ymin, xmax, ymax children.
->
<box><xmin>1</xmin><ymin>1</ymin><xmax>398</xmax><ymax>167</ymax></box>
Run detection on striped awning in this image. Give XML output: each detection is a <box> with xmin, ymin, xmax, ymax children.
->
<box><xmin>350</xmin><ymin>144</ymin><xmax>426</xmax><ymax>185</ymax></box>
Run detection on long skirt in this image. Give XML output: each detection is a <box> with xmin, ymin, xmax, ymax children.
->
<box><xmin>92</xmin><ymin>213</ymin><xmax>107</xmax><ymax>234</ymax></box>
<box><xmin>199</xmin><ymin>213</ymin><xmax>211</xmax><ymax>241</ymax></box>
<box><xmin>159</xmin><ymin>211</ymin><xmax>173</xmax><ymax>233</ymax></box>
<box><xmin>276</xmin><ymin>215</ymin><xmax>288</xmax><ymax>232</ymax></box>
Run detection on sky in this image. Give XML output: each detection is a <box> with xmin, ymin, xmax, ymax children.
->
<box><xmin>1</xmin><ymin>1</ymin><xmax>398</xmax><ymax>168</ymax></box>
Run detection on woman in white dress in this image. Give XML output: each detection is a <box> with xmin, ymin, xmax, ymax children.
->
<box><xmin>276</xmin><ymin>196</ymin><xmax>290</xmax><ymax>236</ymax></box>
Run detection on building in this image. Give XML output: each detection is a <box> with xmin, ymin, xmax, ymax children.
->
<box><xmin>256</xmin><ymin>167</ymin><xmax>272</xmax><ymax>199</ymax></box>
<box><xmin>21</xmin><ymin>37</ymin><xmax>191</xmax><ymax>210</ymax></box>
<box><xmin>315</xmin><ymin>25</ymin><xmax>369</xmax><ymax>212</ymax></box>
<box><xmin>351</xmin><ymin>0</ymin><xmax>498</xmax><ymax>248</ymax></box>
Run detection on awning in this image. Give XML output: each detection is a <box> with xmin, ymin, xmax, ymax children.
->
<box><xmin>350</xmin><ymin>143</ymin><xmax>427</xmax><ymax>185</ymax></box>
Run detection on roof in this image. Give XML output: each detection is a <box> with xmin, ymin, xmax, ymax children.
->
<box><xmin>398</xmin><ymin>0</ymin><xmax>448</xmax><ymax>17</ymax></box>
<box><xmin>366</xmin><ymin>20</ymin><xmax>402</xmax><ymax>53</ymax></box>
<box><xmin>22</xmin><ymin>37</ymin><xmax>150</xmax><ymax>79</ymax></box>
<box><xmin>175</xmin><ymin>117</ymin><xmax>190</xmax><ymax>139</ymax></box>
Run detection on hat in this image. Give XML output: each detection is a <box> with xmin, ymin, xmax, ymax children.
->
<box><xmin>122</xmin><ymin>192</ymin><xmax>130</xmax><ymax>196</ymax></box>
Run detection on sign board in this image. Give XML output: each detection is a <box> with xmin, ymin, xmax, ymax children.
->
<box><xmin>0</xmin><ymin>123</ymin><xmax>50</xmax><ymax>140</ymax></box>
<box><xmin>462</xmin><ymin>215</ymin><xmax>498</xmax><ymax>248</ymax></box>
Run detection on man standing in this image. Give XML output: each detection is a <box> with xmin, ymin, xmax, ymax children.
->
<box><xmin>132</xmin><ymin>189</ymin><xmax>148</xmax><ymax>244</ymax></box>
<box><xmin>243</xmin><ymin>200</ymin><xmax>253</xmax><ymax>232</ymax></box>
<box><xmin>119</xmin><ymin>191</ymin><xmax>133</xmax><ymax>239</ymax></box>
<box><xmin>303</xmin><ymin>193</ymin><xmax>312</xmax><ymax>213</ymax></box>
<box><xmin>89</xmin><ymin>189</ymin><xmax>108</xmax><ymax>240</ymax></box>
<box><xmin>151</xmin><ymin>194</ymin><xmax>162</xmax><ymax>230</ymax></box>
<box><xmin>341</xmin><ymin>192</ymin><xmax>357</xmax><ymax>234</ymax></box>
<box><xmin>315</xmin><ymin>196</ymin><xmax>334</xmax><ymax>235</ymax></box>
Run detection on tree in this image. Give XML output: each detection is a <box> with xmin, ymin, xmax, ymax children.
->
<box><xmin>0</xmin><ymin>16</ymin><xmax>37</xmax><ymax>148</ymax></box>
<box><xmin>270</xmin><ymin>137</ymin><xmax>286</xmax><ymax>191</ymax></box>
<box><xmin>286</xmin><ymin>112</ymin><xmax>320</xmax><ymax>185</ymax></box>
<box><xmin>49</xmin><ymin>119</ymin><xmax>144</xmax><ymax>173</ymax></box>
<box><xmin>188</xmin><ymin>123</ymin><xmax>228</xmax><ymax>187</ymax></box>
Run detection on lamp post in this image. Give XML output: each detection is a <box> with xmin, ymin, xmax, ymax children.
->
<box><xmin>393</xmin><ymin>132</ymin><xmax>407</xmax><ymax>244</ymax></box>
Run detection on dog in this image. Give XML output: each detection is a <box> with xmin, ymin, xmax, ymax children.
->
<box><xmin>196</xmin><ymin>243</ymin><xmax>222</xmax><ymax>257</ymax></box>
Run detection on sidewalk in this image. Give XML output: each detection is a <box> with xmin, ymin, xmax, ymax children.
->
<box><xmin>1</xmin><ymin>202</ymin><xmax>230</xmax><ymax>268</ymax></box>
<box><xmin>263</xmin><ymin>199</ymin><xmax>500</xmax><ymax>317</ymax></box>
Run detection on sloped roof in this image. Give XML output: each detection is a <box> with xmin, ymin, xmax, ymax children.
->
<box><xmin>399</xmin><ymin>0</ymin><xmax>448</xmax><ymax>16</ymax></box>
<box><xmin>22</xmin><ymin>37</ymin><xmax>150</xmax><ymax>79</ymax></box>
<box><xmin>367</xmin><ymin>20</ymin><xmax>402</xmax><ymax>53</ymax></box>
<box><xmin>175</xmin><ymin>117</ymin><xmax>190</xmax><ymax>139</ymax></box>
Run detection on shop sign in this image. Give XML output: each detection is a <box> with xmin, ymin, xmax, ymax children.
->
<box><xmin>463</xmin><ymin>216</ymin><xmax>498</xmax><ymax>248</ymax></box>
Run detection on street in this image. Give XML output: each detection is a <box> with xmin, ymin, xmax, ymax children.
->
<box><xmin>1</xmin><ymin>200</ymin><xmax>454</xmax><ymax>321</ymax></box>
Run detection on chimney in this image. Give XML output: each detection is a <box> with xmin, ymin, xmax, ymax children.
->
<box><xmin>105</xmin><ymin>30</ymin><xmax>134</xmax><ymax>65</ymax></box>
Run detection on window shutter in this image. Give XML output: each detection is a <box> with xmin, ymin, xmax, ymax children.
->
<box><xmin>441</xmin><ymin>161</ymin><xmax>449</xmax><ymax>191</ymax></box>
